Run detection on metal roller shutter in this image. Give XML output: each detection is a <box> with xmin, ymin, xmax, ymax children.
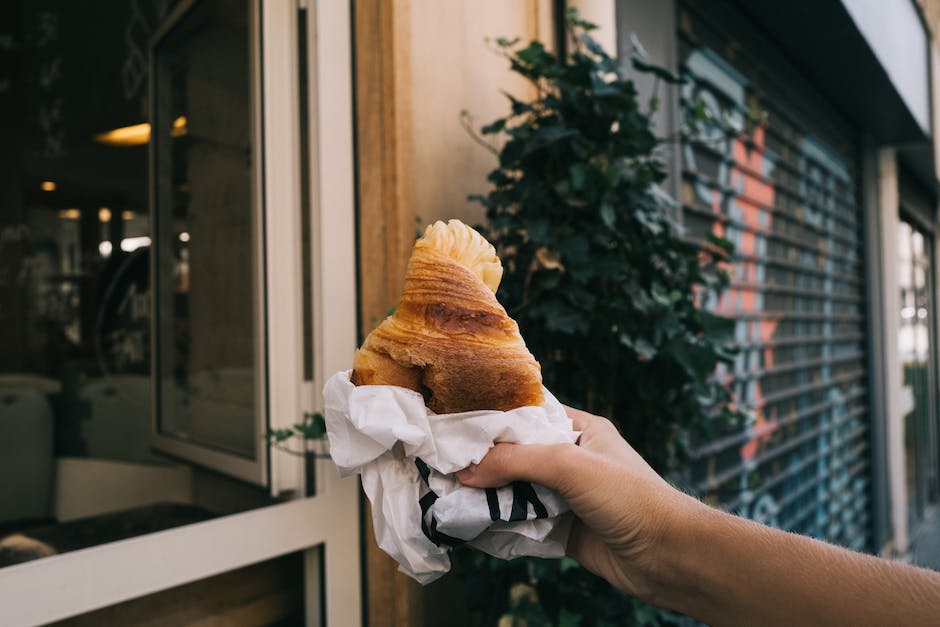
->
<box><xmin>677</xmin><ymin>1</ymin><xmax>871</xmax><ymax>550</ymax></box>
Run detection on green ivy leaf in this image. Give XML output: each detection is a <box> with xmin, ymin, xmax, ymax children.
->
<box><xmin>565</xmin><ymin>7</ymin><xmax>598</xmax><ymax>31</ymax></box>
<box><xmin>706</xmin><ymin>231</ymin><xmax>735</xmax><ymax>254</ymax></box>
<box><xmin>516</xmin><ymin>41</ymin><xmax>549</xmax><ymax>67</ymax></box>
<box><xmin>480</xmin><ymin>118</ymin><xmax>506</xmax><ymax>135</ymax></box>
<box><xmin>669</xmin><ymin>339</ymin><xmax>718</xmax><ymax>379</ymax></box>
<box><xmin>525</xmin><ymin>126</ymin><xmax>579</xmax><ymax>155</ymax></box>
<box><xmin>265</xmin><ymin>428</ymin><xmax>293</xmax><ymax>443</ymax></box>
<box><xmin>634</xmin><ymin>338</ymin><xmax>657</xmax><ymax>360</ymax></box>
<box><xmin>292</xmin><ymin>412</ymin><xmax>327</xmax><ymax>440</ymax></box>
<box><xmin>632</xmin><ymin>57</ymin><xmax>685</xmax><ymax>84</ymax></box>
<box><xmin>558</xmin><ymin>608</ymin><xmax>583</xmax><ymax>627</ymax></box>
<box><xmin>504</xmin><ymin>92</ymin><xmax>534</xmax><ymax>116</ymax></box>
<box><xmin>559</xmin><ymin>234</ymin><xmax>590</xmax><ymax>265</ymax></box>
<box><xmin>569</xmin><ymin>163</ymin><xmax>588</xmax><ymax>191</ymax></box>
<box><xmin>528</xmin><ymin>220</ymin><xmax>552</xmax><ymax>245</ymax></box>
<box><xmin>537</xmin><ymin>300</ymin><xmax>589</xmax><ymax>335</ymax></box>
<box><xmin>632</xmin><ymin>600</ymin><xmax>660</xmax><ymax>625</ymax></box>
<box><xmin>559</xmin><ymin>557</ymin><xmax>580</xmax><ymax>572</ymax></box>
<box><xmin>599</xmin><ymin>202</ymin><xmax>616</xmax><ymax>229</ymax></box>
<box><xmin>580</xmin><ymin>34</ymin><xmax>608</xmax><ymax>59</ymax></box>
<box><xmin>699</xmin><ymin>310</ymin><xmax>736</xmax><ymax>344</ymax></box>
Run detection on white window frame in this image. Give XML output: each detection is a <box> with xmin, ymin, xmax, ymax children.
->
<box><xmin>0</xmin><ymin>1</ymin><xmax>361</xmax><ymax>625</ymax></box>
<box><xmin>148</xmin><ymin>0</ymin><xmax>269</xmax><ymax>486</ymax></box>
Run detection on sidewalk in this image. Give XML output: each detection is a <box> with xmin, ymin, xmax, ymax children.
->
<box><xmin>911</xmin><ymin>506</ymin><xmax>940</xmax><ymax>571</ymax></box>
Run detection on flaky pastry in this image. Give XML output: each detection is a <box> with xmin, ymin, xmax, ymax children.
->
<box><xmin>351</xmin><ymin>219</ymin><xmax>543</xmax><ymax>413</ymax></box>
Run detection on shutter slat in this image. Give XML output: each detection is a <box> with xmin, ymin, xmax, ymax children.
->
<box><xmin>694</xmin><ymin>388</ymin><xmax>867</xmax><ymax>458</ymax></box>
<box><xmin>697</xmin><ymin>408</ymin><xmax>868</xmax><ymax>493</ymax></box>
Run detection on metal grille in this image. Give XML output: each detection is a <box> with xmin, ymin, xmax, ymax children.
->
<box><xmin>677</xmin><ymin>1</ymin><xmax>870</xmax><ymax>550</ymax></box>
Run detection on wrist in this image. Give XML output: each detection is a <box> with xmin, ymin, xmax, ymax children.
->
<box><xmin>637</xmin><ymin>490</ymin><xmax>721</xmax><ymax>614</ymax></box>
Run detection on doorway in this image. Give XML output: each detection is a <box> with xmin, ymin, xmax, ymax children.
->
<box><xmin>898</xmin><ymin>216</ymin><xmax>940</xmax><ymax>531</ymax></box>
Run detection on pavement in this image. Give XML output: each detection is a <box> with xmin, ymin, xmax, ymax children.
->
<box><xmin>911</xmin><ymin>505</ymin><xmax>940</xmax><ymax>571</ymax></box>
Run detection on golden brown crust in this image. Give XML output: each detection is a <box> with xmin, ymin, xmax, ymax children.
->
<box><xmin>352</xmin><ymin>220</ymin><xmax>543</xmax><ymax>413</ymax></box>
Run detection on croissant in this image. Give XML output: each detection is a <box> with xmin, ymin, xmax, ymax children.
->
<box><xmin>351</xmin><ymin>219</ymin><xmax>543</xmax><ymax>413</ymax></box>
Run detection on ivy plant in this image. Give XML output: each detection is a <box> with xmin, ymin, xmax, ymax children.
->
<box><xmin>265</xmin><ymin>411</ymin><xmax>328</xmax><ymax>458</ymax></box>
<box><xmin>458</xmin><ymin>9</ymin><xmax>738</xmax><ymax>626</ymax></box>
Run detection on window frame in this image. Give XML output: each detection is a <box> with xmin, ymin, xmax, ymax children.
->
<box><xmin>147</xmin><ymin>0</ymin><xmax>270</xmax><ymax>485</ymax></box>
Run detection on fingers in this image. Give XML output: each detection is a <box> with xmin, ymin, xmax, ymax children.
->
<box><xmin>564</xmin><ymin>405</ymin><xmax>597</xmax><ymax>432</ymax></box>
<box><xmin>563</xmin><ymin>405</ymin><xmax>620</xmax><ymax>440</ymax></box>
<box><xmin>456</xmin><ymin>442</ymin><xmax>581</xmax><ymax>493</ymax></box>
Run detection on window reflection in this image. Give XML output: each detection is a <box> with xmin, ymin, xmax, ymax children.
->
<box><xmin>898</xmin><ymin>217</ymin><xmax>936</xmax><ymax>526</ymax></box>
<box><xmin>153</xmin><ymin>0</ymin><xmax>258</xmax><ymax>458</ymax></box>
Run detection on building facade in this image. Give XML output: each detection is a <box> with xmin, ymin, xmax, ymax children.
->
<box><xmin>0</xmin><ymin>1</ymin><xmax>937</xmax><ymax>626</ymax></box>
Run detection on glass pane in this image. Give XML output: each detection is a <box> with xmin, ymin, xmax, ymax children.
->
<box><xmin>899</xmin><ymin>222</ymin><xmax>912</xmax><ymax>260</ymax></box>
<box><xmin>899</xmin><ymin>218</ymin><xmax>936</xmax><ymax>527</ymax></box>
<box><xmin>153</xmin><ymin>0</ymin><xmax>257</xmax><ymax>458</ymax></box>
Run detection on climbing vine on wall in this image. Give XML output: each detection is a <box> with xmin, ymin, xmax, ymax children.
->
<box><xmin>458</xmin><ymin>9</ymin><xmax>739</xmax><ymax>626</ymax></box>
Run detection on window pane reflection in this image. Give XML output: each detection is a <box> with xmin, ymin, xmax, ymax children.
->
<box><xmin>899</xmin><ymin>217</ymin><xmax>936</xmax><ymax>526</ymax></box>
<box><xmin>153</xmin><ymin>0</ymin><xmax>258</xmax><ymax>458</ymax></box>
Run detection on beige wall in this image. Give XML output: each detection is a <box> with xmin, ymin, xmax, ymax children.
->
<box><xmin>914</xmin><ymin>0</ymin><xmax>940</xmax><ymax>181</ymax></box>
<box><xmin>409</xmin><ymin>1</ymin><xmax>551</xmax><ymax>228</ymax></box>
<box><xmin>917</xmin><ymin>0</ymin><xmax>940</xmax><ymax>38</ymax></box>
<box><xmin>570</xmin><ymin>0</ymin><xmax>616</xmax><ymax>55</ymax></box>
<box><xmin>409</xmin><ymin>0</ymin><xmax>616</xmax><ymax>230</ymax></box>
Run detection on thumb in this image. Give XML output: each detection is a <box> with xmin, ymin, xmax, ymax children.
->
<box><xmin>455</xmin><ymin>442</ymin><xmax>584</xmax><ymax>495</ymax></box>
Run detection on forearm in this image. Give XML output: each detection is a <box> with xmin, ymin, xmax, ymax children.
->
<box><xmin>650</xmin><ymin>496</ymin><xmax>940</xmax><ymax>626</ymax></box>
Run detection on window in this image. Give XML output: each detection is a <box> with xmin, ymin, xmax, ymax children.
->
<box><xmin>897</xmin><ymin>217</ymin><xmax>939</xmax><ymax>528</ymax></box>
<box><xmin>0</xmin><ymin>0</ymin><xmax>275</xmax><ymax>570</ymax></box>
<box><xmin>150</xmin><ymin>0</ymin><xmax>267</xmax><ymax>480</ymax></box>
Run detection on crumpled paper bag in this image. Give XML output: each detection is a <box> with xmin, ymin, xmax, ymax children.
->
<box><xmin>323</xmin><ymin>370</ymin><xmax>579</xmax><ymax>584</ymax></box>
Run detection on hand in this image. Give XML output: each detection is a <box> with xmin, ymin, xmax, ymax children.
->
<box><xmin>456</xmin><ymin>405</ymin><xmax>702</xmax><ymax>604</ymax></box>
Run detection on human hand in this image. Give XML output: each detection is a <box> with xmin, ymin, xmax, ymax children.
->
<box><xmin>456</xmin><ymin>406</ymin><xmax>703</xmax><ymax>604</ymax></box>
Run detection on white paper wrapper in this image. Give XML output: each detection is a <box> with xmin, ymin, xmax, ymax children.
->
<box><xmin>323</xmin><ymin>370</ymin><xmax>579</xmax><ymax>584</ymax></box>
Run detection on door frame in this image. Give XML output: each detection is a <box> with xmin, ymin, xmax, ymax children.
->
<box><xmin>0</xmin><ymin>1</ymin><xmax>361</xmax><ymax>625</ymax></box>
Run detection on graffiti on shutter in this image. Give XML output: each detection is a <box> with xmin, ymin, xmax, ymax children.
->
<box><xmin>678</xmin><ymin>2</ymin><xmax>870</xmax><ymax>550</ymax></box>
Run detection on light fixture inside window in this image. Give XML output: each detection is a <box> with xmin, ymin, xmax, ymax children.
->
<box><xmin>121</xmin><ymin>236</ymin><xmax>152</xmax><ymax>252</ymax></box>
<box><xmin>41</xmin><ymin>181</ymin><xmax>56</xmax><ymax>192</ymax></box>
<box><xmin>57</xmin><ymin>208</ymin><xmax>81</xmax><ymax>220</ymax></box>
<box><xmin>93</xmin><ymin>116</ymin><xmax>188</xmax><ymax>147</ymax></box>
<box><xmin>99</xmin><ymin>208</ymin><xmax>112</xmax><ymax>222</ymax></box>
<box><xmin>122</xmin><ymin>210</ymin><xmax>136</xmax><ymax>221</ymax></box>
<box><xmin>171</xmin><ymin>116</ymin><xmax>187</xmax><ymax>137</ymax></box>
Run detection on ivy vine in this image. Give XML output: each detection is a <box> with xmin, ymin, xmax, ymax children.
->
<box><xmin>456</xmin><ymin>9</ymin><xmax>739</xmax><ymax>626</ymax></box>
